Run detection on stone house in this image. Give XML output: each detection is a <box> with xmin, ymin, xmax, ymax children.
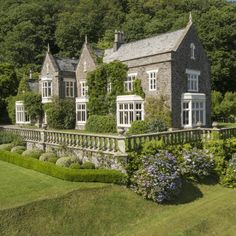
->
<box><xmin>16</xmin><ymin>15</ymin><xmax>211</xmax><ymax>130</ymax></box>
<box><xmin>76</xmin><ymin>16</ymin><xmax>211</xmax><ymax>129</ymax></box>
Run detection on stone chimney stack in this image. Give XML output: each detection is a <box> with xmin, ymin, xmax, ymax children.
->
<box><xmin>113</xmin><ymin>30</ymin><xmax>124</xmax><ymax>51</ymax></box>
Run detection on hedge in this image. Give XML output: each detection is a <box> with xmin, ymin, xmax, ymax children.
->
<box><xmin>0</xmin><ymin>150</ymin><xmax>126</xmax><ymax>184</ymax></box>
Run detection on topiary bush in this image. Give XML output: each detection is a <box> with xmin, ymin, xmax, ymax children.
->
<box><xmin>39</xmin><ymin>152</ymin><xmax>57</xmax><ymax>162</ymax></box>
<box><xmin>85</xmin><ymin>115</ymin><xmax>116</xmax><ymax>133</ymax></box>
<box><xmin>132</xmin><ymin>151</ymin><xmax>182</xmax><ymax>203</ymax></box>
<box><xmin>81</xmin><ymin>162</ymin><xmax>95</xmax><ymax>169</ymax></box>
<box><xmin>11</xmin><ymin>146</ymin><xmax>26</xmax><ymax>154</ymax></box>
<box><xmin>179</xmin><ymin>148</ymin><xmax>215</xmax><ymax>181</ymax></box>
<box><xmin>0</xmin><ymin>143</ymin><xmax>14</xmax><ymax>151</ymax></box>
<box><xmin>48</xmin><ymin>157</ymin><xmax>58</xmax><ymax>164</ymax></box>
<box><xmin>22</xmin><ymin>149</ymin><xmax>43</xmax><ymax>159</ymax></box>
<box><xmin>70</xmin><ymin>163</ymin><xmax>81</xmax><ymax>169</ymax></box>
<box><xmin>56</xmin><ymin>156</ymin><xmax>77</xmax><ymax>167</ymax></box>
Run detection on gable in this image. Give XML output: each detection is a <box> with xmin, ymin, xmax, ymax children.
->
<box><xmin>40</xmin><ymin>53</ymin><xmax>58</xmax><ymax>77</ymax></box>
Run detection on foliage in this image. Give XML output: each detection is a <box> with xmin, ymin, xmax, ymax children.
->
<box><xmin>133</xmin><ymin>79</ymin><xmax>145</xmax><ymax>98</ymax></box>
<box><xmin>179</xmin><ymin>148</ymin><xmax>214</xmax><ymax>181</ymax></box>
<box><xmin>87</xmin><ymin>61</ymin><xmax>127</xmax><ymax>116</ymax></box>
<box><xmin>211</xmin><ymin>90</ymin><xmax>223</xmax><ymax>121</ymax></box>
<box><xmin>85</xmin><ymin>115</ymin><xmax>117</xmax><ymax>134</ymax></box>
<box><xmin>81</xmin><ymin>162</ymin><xmax>95</xmax><ymax>169</ymax></box>
<box><xmin>203</xmin><ymin>134</ymin><xmax>226</xmax><ymax>175</ymax></box>
<box><xmin>224</xmin><ymin>138</ymin><xmax>236</xmax><ymax>158</ymax></box>
<box><xmin>221</xmin><ymin>156</ymin><xmax>236</xmax><ymax>188</ymax></box>
<box><xmin>70</xmin><ymin>163</ymin><xmax>81</xmax><ymax>169</ymax></box>
<box><xmin>144</xmin><ymin>96</ymin><xmax>171</xmax><ymax>127</ymax></box>
<box><xmin>11</xmin><ymin>146</ymin><xmax>26</xmax><ymax>155</ymax></box>
<box><xmin>141</xmin><ymin>139</ymin><xmax>166</xmax><ymax>156</ymax></box>
<box><xmin>23</xmin><ymin>92</ymin><xmax>43</xmax><ymax>120</ymax></box>
<box><xmin>127</xmin><ymin>120</ymin><xmax>149</xmax><ymax>135</ymax></box>
<box><xmin>56</xmin><ymin>156</ymin><xmax>77</xmax><ymax>167</ymax></box>
<box><xmin>0</xmin><ymin>150</ymin><xmax>126</xmax><ymax>184</ymax></box>
<box><xmin>132</xmin><ymin>151</ymin><xmax>182</xmax><ymax>203</ymax></box>
<box><xmin>39</xmin><ymin>152</ymin><xmax>57</xmax><ymax>162</ymax></box>
<box><xmin>22</xmin><ymin>149</ymin><xmax>43</xmax><ymax>159</ymax></box>
<box><xmin>0</xmin><ymin>132</ymin><xmax>24</xmax><ymax>145</ymax></box>
<box><xmin>48</xmin><ymin>157</ymin><xmax>58</xmax><ymax>164</ymax></box>
<box><xmin>0</xmin><ymin>143</ymin><xmax>14</xmax><ymax>151</ymax></box>
<box><xmin>127</xmin><ymin>118</ymin><xmax>168</xmax><ymax>135</ymax></box>
<box><xmin>44</xmin><ymin>98</ymin><xmax>76</xmax><ymax>129</ymax></box>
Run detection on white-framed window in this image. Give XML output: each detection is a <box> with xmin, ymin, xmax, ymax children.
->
<box><xmin>190</xmin><ymin>43</ymin><xmax>195</xmax><ymax>60</ymax></box>
<box><xmin>80</xmin><ymin>81</ymin><xmax>88</xmax><ymax>97</ymax></box>
<box><xmin>147</xmin><ymin>70</ymin><xmax>158</xmax><ymax>91</ymax></box>
<box><xmin>65</xmin><ymin>80</ymin><xmax>75</xmax><ymax>97</ymax></box>
<box><xmin>124</xmin><ymin>73</ymin><xmax>137</xmax><ymax>92</ymax></box>
<box><xmin>117</xmin><ymin>95</ymin><xmax>144</xmax><ymax>128</ymax></box>
<box><xmin>15</xmin><ymin>101</ymin><xmax>30</xmax><ymax>124</ymax></box>
<box><xmin>186</xmin><ymin>69</ymin><xmax>200</xmax><ymax>92</ymax></box>
<box><xmin>181</xmin><ymin>93</ymin><xmax>206</xmax><ymax>128</ymax></box>
<box><xmin>42</xmin><ymin>81</ymin><xmax>52</xmax><ymax>98</ymax></box>
<box><xmin>107</xmin><ymin>82</ymin><xmax>112</xmax><ymax>93</ymax></box>
<box><xmin>76</xmin><ymin>97</ymin><xmax>88</xmax><ymax>124</ymax></box>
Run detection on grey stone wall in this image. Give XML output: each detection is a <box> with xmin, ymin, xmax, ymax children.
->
<box><xmin>76</xmin><ymin>44</ymin><xmax>97</xmax><ymax>97</ymax></box>
<box><xmin>171</xmin><ymin>25</ymin><xmax>211</xmax><ymax>128</ymax></box>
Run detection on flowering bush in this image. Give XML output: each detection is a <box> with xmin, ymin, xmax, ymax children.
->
<box><xmin>180</xmin><ymin>148</ymin><xmax>214</xmax><ymax>181</ymax></box>
<box><xmin>221</xmin><ymin>155</ymin><xmax>236</xmax><ymax>188</ymax></box>
<box><xmin>132</xmin><ymin>151</ymin><xmax>182</xmax><ymax>203</ymax></box>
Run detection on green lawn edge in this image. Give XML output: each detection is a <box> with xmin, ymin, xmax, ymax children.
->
<box><xmin>0</xmin><ymin>150</ymin><xmax>126</xmax><ymax>184</ymax></box>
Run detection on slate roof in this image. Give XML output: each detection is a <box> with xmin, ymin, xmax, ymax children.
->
<box><xmin>103</xmin><ymin>27</ymin><xmax>187</xmax><ymax>63</ymax></box>
<box><xmin>54</xmin><ymin>56</ymin><xmax>78</xmax><ymax>72</ymax></box>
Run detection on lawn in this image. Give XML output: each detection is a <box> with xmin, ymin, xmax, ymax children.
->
<box><xmin>1</xmin><ymin>160</ymin><xmax>236</xmax><ymax>236</ymax></box>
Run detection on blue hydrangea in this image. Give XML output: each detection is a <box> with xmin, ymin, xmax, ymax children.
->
<box><xmin>132</xmin><ymin>151</ymin><xmax>182</xmax><ymax>203</ymax></box>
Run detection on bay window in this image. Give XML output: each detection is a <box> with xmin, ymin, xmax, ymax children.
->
<box><xmin>117</xmin><ymin>95</ymin><xmax>144</xmax><ymax>128</ymax></box>
<box><xmin>41</xmin><ymin>77</ymin><xmax>52</xmax><ymax>103</ymax></box>
<box><xmin>181</xmin><ymin>93</ymin><xmax>206</xmax><ymax>128</ymax></box>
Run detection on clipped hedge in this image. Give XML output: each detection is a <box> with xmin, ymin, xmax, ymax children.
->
<box><xmin>85</xmin><ymin>115</ymin><xmax>117</xmax><ymax>134</ymax></box>
<box><xmin>0</xmin><ymin>150</ymin><xmax>126</xmax><ymax>184</ymax></box>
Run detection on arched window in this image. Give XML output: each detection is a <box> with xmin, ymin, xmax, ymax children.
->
<box><xmin>190</xmin><ymin>43</ymin><xmax>195</xmax><ymax>60</ymax></box>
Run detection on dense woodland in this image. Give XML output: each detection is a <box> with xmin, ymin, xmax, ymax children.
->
<box><xmin>0</xmin><ymin>0</ymin><xmax>235</xmax><ymax>122</ymax></box>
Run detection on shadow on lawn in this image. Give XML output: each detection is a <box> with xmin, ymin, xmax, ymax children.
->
<box><xmin>170</xmin><ymin>180</ymin><xmax>203</xmax><ymax>205</ymax></box>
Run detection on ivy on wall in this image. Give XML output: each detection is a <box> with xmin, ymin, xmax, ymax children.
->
<box><xmin>87</xmin><ymin>61</ymin><xmax>128</xmax><ymax>116</ymax></box>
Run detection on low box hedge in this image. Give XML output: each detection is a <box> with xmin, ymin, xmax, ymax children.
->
<box><xmin>0</xmin><ymin>150</ymin><xmax>126</xmax><ymax>185</ymax></box>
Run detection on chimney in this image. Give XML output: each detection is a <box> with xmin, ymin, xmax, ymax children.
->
<box><xmin>113</xmin><ymin>30</ymin><xmax>124</xmax><ymax>51</ymax></box>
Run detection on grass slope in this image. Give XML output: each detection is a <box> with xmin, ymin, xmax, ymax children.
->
<box><xmin>1</xmin><ymin>161</ymin><xmax>236</xmax><ymax>236</ymax></box>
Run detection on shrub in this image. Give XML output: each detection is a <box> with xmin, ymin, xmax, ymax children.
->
<box><xmin>39</xmin><ymin>152</ymin><xmax>57</xmax><ymax>162</ymax></box>
<box><xmin>44</xmin><ymin>98</ymin><xmax>76</xmax><ymax>129</ymax></box>
<box><xmin>85</xmin><ymin>115</ymin><xmax>116</xmax><ymax>133</ymax></box>
<box><xmin>56</xmin><ymin>156</ymin><xmax>77</xmax><ymax>167</ymax></box>
<box><xmin>132</xmin><ymin>151</ymin><xmax>182</xmax><ymax>203</ymax></box>
<box><xmin>81</xmin><ymin>162</ymin><xmax>95</xmax><ymax>169</ymax></box>
<box><xmin>11</xmin><ymin>146</ymin><xmax>26</xmax><ymax>154</ymax></box>
<box><xmin>221</xmin><ymin>157</ymin><xmax>236</xmax><ymax>188</ymax></box>
<box><xmin>225</xmin><ymin>137</ymin><xmax>236</xmax><ymax>158</ymax></box>
<box><xmin>203</xmin><ymin>135</ymin><xmax>226</xmax><ymax>175</ymax></box>
<box><xmin>141</xmin><ymin>139</ymin><xmax>165</xmax><ymax>155</ymax></box>
<box><xmin>22</xmin><ymin>149</ymin><xmax>43</xmax><ymax>159</ymax></box>
<box><xmin>0</xmin><ymin>143</ymin><xmax>14</xmax><ymax>151</ymax></box>
<box><xmin>70</xmin><ymin>163</ymin><xmax>81</xmax><ymax>169</ymax></box>
<box><xmin>0</xmin><ymin>150</ymin><xmax>126</xmax><ymax>184</ymax></box>
<box><xmin>0</xmin><ymin>132</ymin><xmax>24</xmax><ymax>146</ymax></box>
<box><xmin>127</xmin><ymin>118</ymin><xmax>168</xmax><ymax>135</ymax></box>
<box><xmin>48</xmin><ymin>157</ymin><xmax>58</xmax><ymax>164</ymax></box>
<box><xmin>180</xmin><ymin>149</ymin><xmax>214</xmax><ymax>181</ymax></box>
<box><xmin>127</xmin><ymin>120</ymin><xmax>149</xmax><ymax>135</ymax></box>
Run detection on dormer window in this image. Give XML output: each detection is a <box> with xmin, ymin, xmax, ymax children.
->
<box><xmin>83</xmin><ymin>61</ymin><xmax>87</xmax><ymax>72</ymax></box>
<box><xmin>190</xmin><ymin>43</ymin><xmax>195</xmax><ymax>60</ymax></box>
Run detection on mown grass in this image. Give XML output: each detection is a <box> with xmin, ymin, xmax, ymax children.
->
<box><xmin>1</xmin><ymin>160</ymin><xmax>236</xmax><ymax>236</ymax></box>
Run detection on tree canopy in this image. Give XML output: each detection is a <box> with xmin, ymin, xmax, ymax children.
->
<box><xmin>0</xmin><ymin>0</ymin><xmax>235</xmax><ymax>96</ymax></box>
